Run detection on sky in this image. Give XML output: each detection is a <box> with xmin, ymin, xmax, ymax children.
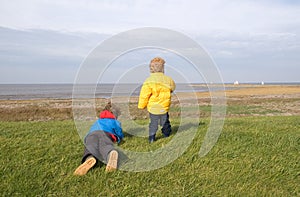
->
<box><xmin>0</xmin><ymin>0</ymin><xmax>299</xmax><ymax>83</ymax></box>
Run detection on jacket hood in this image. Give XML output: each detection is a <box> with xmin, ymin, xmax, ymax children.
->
<box><xmin>99</xmin><ymin>110</ymin><xmax>116</xmax><ymax>119</ymax></box>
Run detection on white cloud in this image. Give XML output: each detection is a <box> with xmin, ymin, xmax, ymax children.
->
<box><xmin>0</xmin><ymin>0</ymin><xmax>299</xmax><ymax>83</ymax></box>
<box><xmin>0</xmin><ymin>0</ymin><xmax>299</xmax><ymax>34</ymax></box>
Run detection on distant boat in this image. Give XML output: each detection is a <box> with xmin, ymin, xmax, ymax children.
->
<box><xmin>261</xmin><ymin>81</ymin><xmax>264</xmax><ymax>85</ymax></box>
<box><xmin>234</xmin><ymin>81</ymin><xmax>239</xmax><ymax>85</ymax></box>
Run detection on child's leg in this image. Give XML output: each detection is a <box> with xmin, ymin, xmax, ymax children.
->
<box><xmin>76</xmin><ymin>131</ymin><xmax>118</xmax><ymax>173</ymax></box>
<box><xmin>161</xmin><ymin>112</ymin><xmax>172</xmax><ymax>137</ymax></box>
<box><xmin>84</xmin><ymin>132</ymin><xmax>103</xmax><ymax>161</ymax></box>
<box><xmin>84</xmin><ymin>131</ymin><xmax>115</xmax><ymax>163</ymax></box>
<box><xmin>81</xmin><ymin>147</ymin><xmax>96</xmax><ymax>164</ymax></box>
<box><xmin>74</xmin><ymin>133</ymin><xmax>100</xmax><ymax>176</ymax></box>
<box><xmin>149</xmin><ymin>113</ymin><xmax>159</xmax><ymax>142</ymax></box>
<box><xmin>95</xmin><ymin>130</ymin><xmax>119</xmax><ymax>171</ymax></box>
<box><xmin>96</xmin><ymin>130</ymin><xmax>115</xmax><ymax>163</ymax></box>
<box><xmin>84</xmin><ymin>131</ymin><xmax>115</xmax><ymax>161</ymax></box>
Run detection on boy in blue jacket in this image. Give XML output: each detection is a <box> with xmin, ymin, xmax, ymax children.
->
<box><xmin>74</xmin><ymin>102</ymin><xmax>124</xmax><ymax>175</ymax></box>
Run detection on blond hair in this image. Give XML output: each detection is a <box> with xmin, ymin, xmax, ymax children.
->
<box><xmin>149</xmin><ymin>57</ymin><xmax>165</xmax><ymax>73</ymax></box>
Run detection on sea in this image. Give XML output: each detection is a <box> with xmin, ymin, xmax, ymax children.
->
<box><xmin>0</xmin><ymin>83</ymin><xmax>298</xmax><ymax>100</ymax></box>
<box><xmin>0</xmin><ymin>83</ymin><xmax>208</xmax><ymax>100</ymax></box>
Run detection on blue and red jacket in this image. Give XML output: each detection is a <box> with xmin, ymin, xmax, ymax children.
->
<box><xmin>87</xmin><ymin>110</ymin><xmax>124</xmax><ymax>143</ymax></box>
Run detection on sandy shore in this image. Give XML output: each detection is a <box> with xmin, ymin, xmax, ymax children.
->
<box><xmin>0</xmin><ymin>85</ymin><xmax>299</xmax><ymax>121</ymax></box>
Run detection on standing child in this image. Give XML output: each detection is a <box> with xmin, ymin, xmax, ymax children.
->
<box><xmin>74</xmin><ymin>102</ymin><xmax>124</xmax><ymax>175</ymax></box>
<box><xmin>138</xmin><ymin>57</ymin><xmax>176</xmax><ymax>143</ymax></box>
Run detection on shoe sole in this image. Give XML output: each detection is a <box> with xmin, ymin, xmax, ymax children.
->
<box><xmin>105</xmin><ymin>150</ymin><xmax>118</xmax><ymax>172</ymax></box>
<box><xmin>74</xmin><ymin>157</ymin><xmax>97</xmax><ymax>176</ymax></box>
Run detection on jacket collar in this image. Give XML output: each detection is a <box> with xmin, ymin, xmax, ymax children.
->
<box><xmin>150</xmin><ymin>72</ymin><xmax>164</xmax><ymax>76</ymax></box>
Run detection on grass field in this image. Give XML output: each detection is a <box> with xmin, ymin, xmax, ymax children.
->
<box><xmin>1</xmin><ymin>116</ymin><xmax>299</xmax><ymax>196</ymax></box>
<box><xmin>1</xmin><ymin>85</ymin><xmax>299</xmax><ymax>196</ymax></box>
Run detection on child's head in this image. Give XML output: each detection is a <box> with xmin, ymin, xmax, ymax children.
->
<box><xmin>150</xmin><ymin>57</ymin><xmax>165</xmax><ymax>73</ymax></box>
<box><xmin>103</xmin><ymin>101</ymin><xmax>121</xmax><ymax>119</ymax></box>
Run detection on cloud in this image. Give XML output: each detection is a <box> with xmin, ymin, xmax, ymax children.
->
<box><xmin>1</xmin><ymin>0</ymin><xmax>299</xmax><ymax>34</ymax></box>
<box><xmin>0</xmin><ymin>0</ymin><xmax>299</xmax><ymax>83</ymax></box>
<box><xmin>197</xmin><ymin>30</ymin><xmax>299</xmax><ymax>59</ymax></box>
<box><xmin>0</xmin><ymin>27</ymin><xmax>109</xmax><ymax>58</ymax></box>
<box><xmin>0</xmin><ymin>27</ymin><xmax>109</xmax><ymax>83</ymax></box>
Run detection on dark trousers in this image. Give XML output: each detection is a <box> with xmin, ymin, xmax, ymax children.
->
<box><xmin>81</xmin><ymin>130</ymin><xmax>114</xmax><ymax>164</ymax></box>
<box><xmin>149</xmin><ymin>112</ymin><xmax>172</xmax><ymax>137</ymax></box>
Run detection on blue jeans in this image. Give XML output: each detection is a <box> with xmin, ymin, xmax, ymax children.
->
<box><xmin>149</xmin><ymin>112</ymin><xmax>172</xmax><ymax>137</ymax></box>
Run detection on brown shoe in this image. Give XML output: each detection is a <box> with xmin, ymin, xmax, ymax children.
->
<box><xmin>105</xmin><ymin>150</ymin><xmax>118</xmax><ymax>172</ymax></box>
<box><xmin>74</xmin><ymin>156</ymin><xmax>97</xmax><ymax>176</ymax></box>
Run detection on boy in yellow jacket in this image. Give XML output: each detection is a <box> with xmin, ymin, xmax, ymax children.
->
<box><xmin>138</xmin><ymin>57</ymin><xmax>176</xmax><ymax>143</ymax></box>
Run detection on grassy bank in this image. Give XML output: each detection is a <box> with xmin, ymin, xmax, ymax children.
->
<box><xmin>1</xmin><ymin>116</ymin><xmax>299</xmax><ymax>196</ymax></box>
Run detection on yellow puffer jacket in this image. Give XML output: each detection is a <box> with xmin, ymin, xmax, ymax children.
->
<box><xmin>138</xmin><ymin>73</ymin><xmax>176</xmax><ymax>114</ymax></box>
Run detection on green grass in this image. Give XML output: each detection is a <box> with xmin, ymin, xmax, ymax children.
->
<box><xmin>1</xmin><ymin>116</ymin><xmax>299</xmax><ymax>196</ymax></box>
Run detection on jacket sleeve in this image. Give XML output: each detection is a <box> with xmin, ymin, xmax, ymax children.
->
<box><xmin>138</xmin><ymin>82</ymin><xmax>152</xmax><ymax>109</ymax></box>
<box><xmin>113</xmin><ymin>120</ymin><xmax>124</xmax><ymax>143</ymax></box>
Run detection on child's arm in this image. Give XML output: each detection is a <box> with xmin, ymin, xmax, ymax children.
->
<box><xmin>114</xmin><ymin>120</ymin><xmax>124</xmax><ymax>143</ymax></box>
<box><xmin>138</xmin><ymin>83</ymin><xmax>151</xmax><ymax>109</ymax></box>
